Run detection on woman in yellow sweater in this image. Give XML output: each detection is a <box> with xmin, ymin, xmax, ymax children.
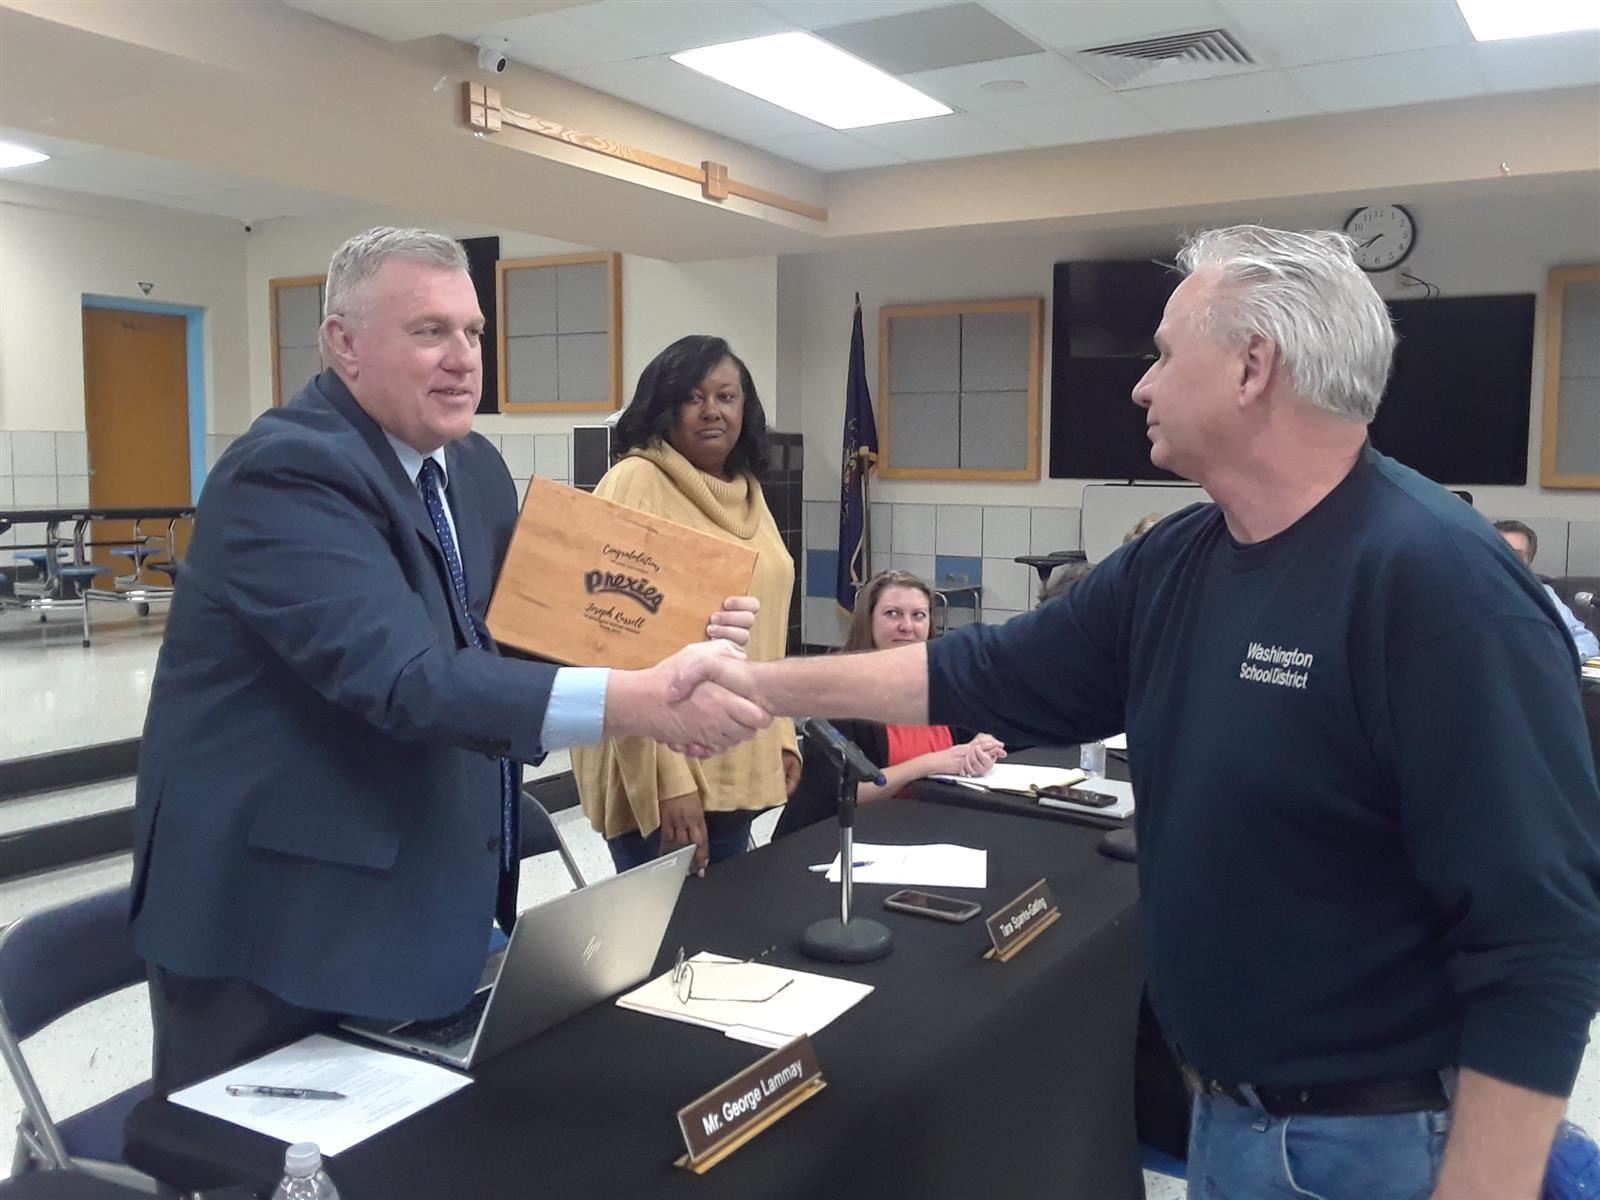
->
<box><xmin>574</xmin><ymin>335</ymin><xmax>798</xmax><ymax>874</ymax></box>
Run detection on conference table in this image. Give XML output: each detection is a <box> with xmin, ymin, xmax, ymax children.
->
<box><xmin>126</xmin><ymin>799</ymin><xmax>1145</xmax><ymax>1199</ymax></box>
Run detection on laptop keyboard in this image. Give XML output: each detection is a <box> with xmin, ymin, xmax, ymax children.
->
<box><xmin>403</xmin><ymin>989</ymin><xmax>491</xmax><ymax>1048</ymax></box>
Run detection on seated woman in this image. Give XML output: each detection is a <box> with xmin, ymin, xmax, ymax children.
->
<box><xmin>773</xmin><ymin>570</ymin><xmax>1004</xmax><ymax>839</ymax></box>
<box><xmin>572</xmin><ymin>335</ymin><xmax>799</xmax><ymax>875</ymax></box>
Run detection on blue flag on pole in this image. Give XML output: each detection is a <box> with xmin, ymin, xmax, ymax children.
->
<box><xmin>837</xmin><ymin>294</ymin><xmax>879</xmax><ymax>612</ymax></box>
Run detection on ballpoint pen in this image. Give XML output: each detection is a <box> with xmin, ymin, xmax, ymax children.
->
<box><xmin>225</xmin><ymin>1084</ymin><xmax>346</xmax><ymax>1101</ymax></box>
<box><xmin>808</xmin><ymin>860</ymin><xmax>872</xmax><ymax>872</ymax></box>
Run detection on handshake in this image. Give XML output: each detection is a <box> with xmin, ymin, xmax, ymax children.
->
<box><xmin>603</xmin><ymin>596</ymin><xmax>774</xmax><ymax>757</ymax></box>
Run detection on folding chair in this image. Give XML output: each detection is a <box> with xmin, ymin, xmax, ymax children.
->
<box><xmin>0</xmin><ymin>886</ymin><xmax>171</xmax><ymax>1194</ymax></box>
<box><xmin>518</xmin><ymin>789</ymin><xmax>585</xmax><ymax>889</ymax></box>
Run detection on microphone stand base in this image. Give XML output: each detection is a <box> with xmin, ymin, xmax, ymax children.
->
<box><xmin>800</xmin><ymin>917</ymin><xmax>893</xmax><ymax>963</ymax></box>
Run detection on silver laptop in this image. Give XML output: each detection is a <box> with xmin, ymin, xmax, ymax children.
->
<box><xmin>340</xmin><ymin>846</ymin><xmax>693</xmax><ymax>1069</ymax></box>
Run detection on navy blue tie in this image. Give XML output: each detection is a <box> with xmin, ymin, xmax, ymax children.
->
<box><xmin>417</xmin><ymin>458</ymin><xmax>520</xmax><ymax>935</ymax></box>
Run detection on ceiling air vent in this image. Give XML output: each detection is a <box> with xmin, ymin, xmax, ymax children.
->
<box><xmin>1075</xmin><ymin>28</ymin><xmax>1256</xmax><ymax>90</ymax></box>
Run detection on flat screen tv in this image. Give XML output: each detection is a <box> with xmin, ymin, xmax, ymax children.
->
<box><xmin>1048</xmin><ymin>260</ymin><xmax>1535</xmax><ymax>486</ymax></box>
<box><xmin>1370</xmin><ymin>294</ymin><xmax>1533</xmax><ymax>486</ymax></box>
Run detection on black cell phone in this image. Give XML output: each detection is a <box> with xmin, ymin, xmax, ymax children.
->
<box><xmin>883</xmin><ymin>888</ymin><xmax>983</xmax><ymax>923</ymax></box>
<box><xmin>1061</xmin><ymin>785</ymin><xmax>1119</xmax><ymax>809</ymax></box>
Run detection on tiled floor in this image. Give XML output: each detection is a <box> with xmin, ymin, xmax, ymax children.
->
<box><xmin>3</xmin><ymin>617</ymin><xmax>1600</xmax><ymax>1200</ymax></box>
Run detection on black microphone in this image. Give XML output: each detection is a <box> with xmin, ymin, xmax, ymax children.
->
<box><xmin>798</xmin><ymin>718</ymin><xmax>884</xmax><ymax>786</ymax></box>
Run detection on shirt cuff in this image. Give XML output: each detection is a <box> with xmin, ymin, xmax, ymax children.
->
<box><xmin>538</xmin><ymin>668</ymin><xmax>610</xmax><ymax>750</ymax></box>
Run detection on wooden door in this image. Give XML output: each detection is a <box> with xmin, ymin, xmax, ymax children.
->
<box><xmin>81</xmin><ymin>307</ymin><xmax>192</xmax><ymax>584</ymax></box>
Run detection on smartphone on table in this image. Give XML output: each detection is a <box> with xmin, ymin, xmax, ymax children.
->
<box><xmin>882</xmin><ymin>888</ymin><xmax>983</xmax><ymax>923</ymax></box>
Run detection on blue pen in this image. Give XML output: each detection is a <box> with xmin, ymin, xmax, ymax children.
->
<box><xmin>808</xmin><ymin>861</ymin><xmax>872</xmax><ymax>872</ymax></box>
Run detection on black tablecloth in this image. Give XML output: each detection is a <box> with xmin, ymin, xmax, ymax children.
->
<box><xmin>126</xmin><ymin>801</ymin><xmax>1144</xmax><ymax>1200</ymax></box>
<box><xmin>913</xmin><ymin>745</ymin><xmax>1134</xmax><ymax>831</ymax></box>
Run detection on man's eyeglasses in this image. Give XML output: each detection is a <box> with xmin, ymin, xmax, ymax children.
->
<box><xmin>671</xmin><ymin>947</ymin><xmax>793</xmax><ymax>1005</ymax></box>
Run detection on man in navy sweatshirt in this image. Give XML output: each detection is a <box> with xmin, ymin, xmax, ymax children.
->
<box><xmin>676</xmin><ymin>226</ymin><xmax>1600</xmax><ymax>1200</ymax></box>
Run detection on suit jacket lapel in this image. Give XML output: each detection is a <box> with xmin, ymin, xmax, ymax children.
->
<box><xmin>313</xmin><ymin>372</ymin><xmax>476</xmax><ymax>646</ymax></box>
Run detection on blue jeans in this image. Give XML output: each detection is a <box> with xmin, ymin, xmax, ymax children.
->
<box><xmin>606</xmin><ymin>810</ymin><xmax>756</xmax><ymax>874</ymax></box>
<box><xmin>1187</xmin><ymin>1090</ymin><xmax>1451</xmax><ymax>1200</ymax></box>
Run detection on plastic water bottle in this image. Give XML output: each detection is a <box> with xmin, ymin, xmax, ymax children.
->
<box><xmin>271</xmin><ymin>1142</ymin><xmax>340</xmax><ymax>1200</ymax></box>
<box><xmin>1079</xmin><ymin>740</ymin><xmax>1107</xmax><ymax>778</ymax></box>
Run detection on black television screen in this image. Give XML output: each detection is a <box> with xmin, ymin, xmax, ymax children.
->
<box><xmin>1370</xmin><ymin>294</ymin><xmax>1533</xmax><ymax>486</ymax></box>
<box><xmin>1049</xmin><ymin>356</ymin><xmax>1178</xmax><ymax>482</ymax></box>
<box><xmin>1059</xmin><ymin>260</ymin><xmax>1176</xmax><ymax>358</ymax></box>
<box><xmin>1048</xmin><ymin>257</ymin><xmax>1536</xmax><ymax>485</ymax></box>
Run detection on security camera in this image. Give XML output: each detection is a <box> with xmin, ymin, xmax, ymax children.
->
<box><xmin>476</xmin><ymin>37</ymin><xmax>509</xmax><ymax>75</ymax></box>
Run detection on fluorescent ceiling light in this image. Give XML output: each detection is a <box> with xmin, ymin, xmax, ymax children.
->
<box><xmin>672</xmin><ymin>32</ymin><xmax>952</xmax><ymax>129</ymax></box>
<box><xmin>1455</xmin><ymin>0</ymin><xmax>1600</xmax><ymax>40</ymax></box>
<box><xmin>0</xmin><ymin>140</ymin><xmax>49</xmax><ymax>170</ymax></box>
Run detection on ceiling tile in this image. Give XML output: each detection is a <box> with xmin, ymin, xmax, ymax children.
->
<box><xmin>902</xmin><ymin>50</ymin><xmax>1107</xmax><ymax>111</ymax></box>
<box><xmin>985</xmin><ymin>0</ymin><xmax>1228</xmax><ymax>52</ymax></box>
<box><xmin>1216</xmin><ymin>0</ymin><xmax>1470</xmax><ymax>69</ymax></box>
<box><xmin>847</xmin><ymin>110</ymin><xmax>1028</xmax><ymax>158</ymax></box>
<box><xmin>564</xmin><ymin>55</ymin><xmax>825</xmax><ymax>143</ymax></box>
<box><xmin>1286</xmin><ymin>45</ymin><xmax>1487</xmax><ymax>113</ymax></box>
<box><xmin>977</xmin><ymin>92</ymin><xmax>1162</xmax><ymax>145</ymax></box>
<box><xmin>472</xmin><ymin>10</ymin><xmax>651</xmax><ymax>71</ymax></box>
<box><xmin>758</xmin><ymin>1</ymin><xmax>959</xmax><ymax>31</ymax></box>
<box><xmin>818</xmin><ymin>3</ymin><xmax>1042</xmax><ymax>76</ymax></box>
<box><xmin>1123</xmin><ymin>70</ymin><xmax>1315</xmax><ymax>130</ymax></box>
<box><xmin>571</xmin><ymin>0</ymin><xmax>796</xmax><ymax>56</ymax></box>
<box><xmin>754</xmin><ymin>129</ymin><xmax>909</xmax><ymax>170</ymax></box>
<box><xmin>1475</xmin><ymin>31</ymin><xmax>1600</xmax><ymax>92</ymax></box>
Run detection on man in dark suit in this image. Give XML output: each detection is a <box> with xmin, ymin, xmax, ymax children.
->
<box><xmin>132</xmin><ymin>227</ymin><xmax>769</xmax><ymax>1091</ymax></box>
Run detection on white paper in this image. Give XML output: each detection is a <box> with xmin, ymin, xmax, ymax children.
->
<box><xmin>1036</xmin><ymin>776</ymin><xmax>1135</xmax><ymax>819</ymax></box>
<box><xmin>932</xmin><ymin>762</ymin><xmax>1087</xmax><ymax>796</ymax></box>
<box><xmin>809</xmin><ymin>842</ymin><xmax>988</xmax><ymax>889</ymax></box>
<box><xmin>1105</xmin><ymin>732</ymin><xmax>1129</xmax><ymax>751</ymax></box>
<box><xmin>617</xmin><ymin>953</ymin><xmax>872</xmax><ymax>1047</ymax></box>
<box><xmin>169</xmin><ymin>1034</ymin><xmax>471</xmax><ymax>1156</ymax></box>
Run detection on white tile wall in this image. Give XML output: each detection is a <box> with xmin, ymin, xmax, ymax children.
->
<box><xmin>981</xmin><ymin>557</ymin><xmax>1034</xmax><ymax>613</ymax></box>
<box><xmin>500</xmin><ymin>434</ymin><xmax>538</xmax><ymax>478</ymax></box>
<box><xmin>0</xmin><ymin>432</ymin><xmax>11</xmax><ymax>477</ymax></box>
<box><xmin>11</xmin><ymin>432</ymin><xmax>55</xmax><ymax>476</ymax></box>
<box><xmin>13</xmin><ymin>477</ymin><xmax>55</xmax><ymax>507</ymax></box>
<box><xmin>535</xmin><ymin>434</ymin><xmax>570</xmax><ymax>480</ymax></box>
<box><xmin>869</xmin><ymin>502</ymin><xmax>891</xmax><ymax>558</ymax></box>
<box><xmin>56</xmin><ymin>476</ymin><xmax>90</xmax><ymax>508</ymax></box>
<box><xmin>895</xmin><ymin>505</ymin><xmax>936</xmax><ymax>554</ymax></box>
<box><xmin>807</xmin><ymin>502</ymin><xmax>840</xmax><ymax>551</ymax></box>
<box><xmin>802</xmin><ymin>595</ymin><xmax>847</xmax><ymax>646</ymax></box>
<box><xmin>54</xmin><ymin>433</ymin><xmax>89</xmax><ymax>477</ymax></box>
<box><xmin>1031</xmin><ymin>506</ymin><xmax>1080</xmax><ymax>553</ymax></box>
<box><xmin>897</xmin><ymin>553</ymin><xmax>937</xmax><ymax>583</ymax></box>
<box><xmin>982</xmin><ymin>506</ymin><xmax>1032</xmax><ymax>558</ymax></box>
<box><xmin>935</xmin><ymin>505</ymin><xmax>982</xmax><ymax>555</ymax></box>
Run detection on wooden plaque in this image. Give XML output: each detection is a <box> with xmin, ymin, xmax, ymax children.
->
<box><xmin>487</xmin><ymin>477</ymin><xmax>758</xmax><ymax>670</ymax></box>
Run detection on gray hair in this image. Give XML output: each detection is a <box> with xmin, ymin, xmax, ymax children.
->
<box><xmin>1176</xmin><ymin>225</ymin><xmax>1396</xmax><ymax>423</ymax></box>
<box><xmin>323</xmin><ymin>227</ymin><xmax>469</xmax><ymax>326</ymax></box>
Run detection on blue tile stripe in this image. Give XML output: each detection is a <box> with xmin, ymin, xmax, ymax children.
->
<box><xmin>806</xmin><ymin>549</ymin><xmax>839</xmax><ymax>599</ymax></box>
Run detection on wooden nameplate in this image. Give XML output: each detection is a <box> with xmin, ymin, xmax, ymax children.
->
<box><xmin>487</xmin><ymin>477</ymin><xmax>757</xmax><ymax>670</ymax></box>
<box><xmin>982</xmin><ymin>878</ymin><xmax>1061</xmax><ymax>963</ymax></box>
<box><xmin>675</xmin><ymin>1036</ymin><xmax>825</xmax><ymax>1173</ymax></box>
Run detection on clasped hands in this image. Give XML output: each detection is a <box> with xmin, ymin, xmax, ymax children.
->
<box><xmin>606</xmin><ymin>597</ymin><xmax>771</xmax><ymax>757</ymax></box>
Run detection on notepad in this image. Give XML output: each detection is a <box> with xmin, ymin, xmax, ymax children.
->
<box><xmin>931</xmin><ymin>762</ymin><xmax>1087</xmax><ymax>796</ymax></box>
<box><xmin>618</xmin><ymin>954</ymin><xmax>873</xmax><ymax>1048</ymax></box>
<box><xmin>809</xmin><ymin>842</ymin><xmax>988</xmax><ymax>889</ymax></box>
<box><xmin>169</xmin><ymin>1034</ymin><xmax>470</xmax><ymax>1156</ymax></box>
